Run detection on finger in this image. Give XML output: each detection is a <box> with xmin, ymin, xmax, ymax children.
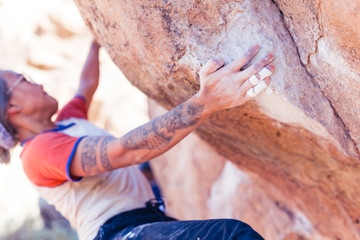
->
<box><xmin>228</xmin><ymin>45</ymin><xmax>260</xmax><ymax>72</ymax></box>
<box><xmin>242</xmin><ymin>53</ymin><xmax>274</xmax><ymax>77</ymax></box>
<box><xmin>248</xmin><ymin>65</ymin><xmax>275</xmax><ymax>85</ymax></box>
<box><xmin>265</xmin><ymin>86</ymin><xmax>273</xmax><ymax>96</ymax></box>
<box><xmin>244</xmin><ymin>77</ymin><xmax>271</xmax><ymax>99</ymax></box>
<box><xmin>91</xmin><ymin>39</ymin><xmax>100</xmax><ymax>48</ymax></box>
<box><xmin>199</xmin><ymin>58</ymin><xmax>225</xmax><ymax>79</ymax></box>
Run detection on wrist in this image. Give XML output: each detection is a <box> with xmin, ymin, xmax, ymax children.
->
<box><xmin>192</xmin><ymin>90</ymin><xmax>215</xmax><ymax>118</ymax></box>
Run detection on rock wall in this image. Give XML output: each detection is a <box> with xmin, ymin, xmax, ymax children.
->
<box><xmin>73</xmin><ymin>0</ymin><xmax>360</xmax><ymax>239</ymax></box>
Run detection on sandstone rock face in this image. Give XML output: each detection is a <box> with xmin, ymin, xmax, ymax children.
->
<box><xmin>272</xmin><ymin>0</ymin><xmax>360</xmax><ymax>159</ymax></box>
<box><xmin>74</xmin><ymin>0</ymin><xmax>360</xmax><ymax>239</ymax></box>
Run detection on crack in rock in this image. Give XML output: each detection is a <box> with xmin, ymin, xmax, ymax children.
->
<box><xmin>270</xmin><ymin>0</ymin><xmax>358</xmax><ymax>157</ymax></box>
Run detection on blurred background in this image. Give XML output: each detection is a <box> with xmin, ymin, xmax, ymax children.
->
<box><xmin>0</xmin><ymin>0</ymin><xmax>149</xmax><ymax>239</ymax></box>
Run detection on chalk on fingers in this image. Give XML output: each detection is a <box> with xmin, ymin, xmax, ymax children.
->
<box><xmin>258</xmin><ymin>67</ymin><xmax>272</xmax><ymax>80</ymax></box>
<box><xmin>249</xmin><ymin>75</ymin><xmax>261</xmax><ymax>85</ymax></box>
<box><xmin>246</xmin><ymin>81</ymin><xmax>267</xmax><ymax>97</ymax></box>
<box><xmin>266</xmin><ymin>87</ymin><xmax>273</xmax><ymax>96</ymax></box>
<box><xmin>249</xmin><ymin>67</ymin><xmax>272</xmax><ymax>86</ymax></box>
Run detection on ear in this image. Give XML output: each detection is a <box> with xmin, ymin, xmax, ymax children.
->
<box><xmin>6</xmin><ymin>102</ymin><xmax>22</xmax><ymax>115</ymax></box>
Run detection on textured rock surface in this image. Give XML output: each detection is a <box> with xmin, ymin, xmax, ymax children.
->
<box><xmin>73</xmin><ymin>0</ymin><xmax>360</xmax><ymax>239</ymax></box>
<box><xmin>272</xmin><ymin>0</ymin><xmax>360</xmax><ymax>158</ymax></box>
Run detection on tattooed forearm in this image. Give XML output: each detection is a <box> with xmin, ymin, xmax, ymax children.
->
<box><xmin>81</xmin><ymin>137</ymin><xmax>101</xmax><ymax>174</ymax></box>
<box><xmin>100</xmin><ymin>137</ymin><xmax>115</xmax><ymax>171</ymax></box>
<box><xmin>121</xmin><ymin>101</ymin><xmax>204</xmax><ymax>150</ymax></box>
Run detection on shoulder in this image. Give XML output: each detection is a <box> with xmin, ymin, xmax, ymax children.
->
<box><xmin>21</xmin><ymin>131</ymin><xmax>79</xmax><ymax>157</ymax></box>
<box><xmin>56</xmin><ymin>95</ymin><xmax>88</xmax><ymax>122</ymax></box>
<box><xmin>21</xmin><ymin>131</ymin><xmax>82</xmax><ymax>187</ymax></box>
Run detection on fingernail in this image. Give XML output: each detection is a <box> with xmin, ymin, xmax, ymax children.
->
<box><xmin>213</xmin><ymin>59</ymin><xmax>223</xmax><ymax>67</ymax></box>
<box><xmin>266</xmin><ymin>64</ymin><xmax>275</xmax><ymax>71</ymax></box>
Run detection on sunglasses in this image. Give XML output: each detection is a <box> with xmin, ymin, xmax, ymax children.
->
<box><xmin>7</xmin><ymin>74</ymin><xmax>37</xmax><ymax>95</ymax></box>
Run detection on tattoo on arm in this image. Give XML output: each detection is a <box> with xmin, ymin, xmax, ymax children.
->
<box><xmin>100</xmin><ymin>137</ymin><xmax>115</xmax><ymax>171</ymax></box>
<box><xmin>81</xmin><ymin>136</ymin><xmax>115</xmax><ymax>174</ymax></box>
<box><xmin>121</xmin><ymin>102</ymin><xmax>204</xmax><ymax>150</ymax></box>
<box><xmin>81</xmin><ymin>137</ymin><xmax>100</xmax><ymax>175</ymax></box>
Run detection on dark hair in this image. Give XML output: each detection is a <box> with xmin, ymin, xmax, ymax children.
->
<box><xmin>0</xmin><ymin>76</ymin><xmax>16</xmax><ymax>164</ymax></box>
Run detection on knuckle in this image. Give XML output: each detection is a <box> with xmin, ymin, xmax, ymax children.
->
<box><xmin>244</xmin><ymin>45</ymin><xmax>257</xmax><ymax>57</ymax></box>
<box><xmin>244</xmin><ymin>49</ymin><xmax>254</xmax><ymax>59</ymax></box>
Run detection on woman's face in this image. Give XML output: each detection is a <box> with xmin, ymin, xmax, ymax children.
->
<box><xmin>0</xmin><ymin>70</ymin><xmax>58</xmax><ymax>119</ymax></box>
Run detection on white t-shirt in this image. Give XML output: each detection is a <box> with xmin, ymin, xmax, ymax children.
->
<box><xmin>32</xmin><ymin>118</ymin><xmax>155</xmax><ymax>240</ymax></box>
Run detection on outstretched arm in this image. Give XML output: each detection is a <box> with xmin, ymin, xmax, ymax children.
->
<box><xmin>70</xmin><ymin>45</ymin><xmax>275</xmax><ymax>177</ymax></box>
<box><xmin>75</xmin><ymin>39</ymin><xmax>101</xmax><ymax>110</ymax></box>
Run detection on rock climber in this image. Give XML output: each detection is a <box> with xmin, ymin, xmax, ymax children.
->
<box><xmin>0</xmin><ymin>39</ymin><xmax>274</xmax><ymax>239</ymax></box>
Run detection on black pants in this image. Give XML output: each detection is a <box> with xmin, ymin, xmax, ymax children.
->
<box><xmin>94</xmin><ymin>201</ymin><xmax>263</xmax><ymax>240</ymax></box>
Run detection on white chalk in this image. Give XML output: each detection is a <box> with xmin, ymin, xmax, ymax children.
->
<box><xmin>246</xmin><ymin>81</ymin><xmax>267</xmax><ymax>97</ymax></box>
<box><xmin>249</xmin><ymin>75</ymin><xmax>261</xmax><ymax>85</ymax></box>
<box><xmin>259</xmin><ymin>67</ymin><xmax>272</xmax><ymax>80</ymax></box>
<box><xmin>266</xmin><ymin>87</ymin><xmax>273</xmax><ymax>96</ymax></box>
<box><xmin>248</xmin><ymin>67</ymin><xmax>272</xmax><ymax>86</ymax></box>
